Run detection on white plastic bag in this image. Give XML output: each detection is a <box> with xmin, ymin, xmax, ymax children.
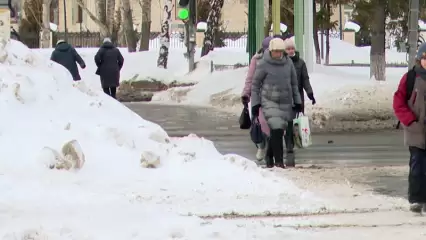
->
<box><xmin>293</xmin><ymin>113</ymin><xmax>312</xmax><ymax>148</ymax></box>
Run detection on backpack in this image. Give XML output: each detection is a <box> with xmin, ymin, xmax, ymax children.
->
<box><xmin>396</xmin><ymin>67</ymin><xmax>416</xmax><ymax>129</ymax></box>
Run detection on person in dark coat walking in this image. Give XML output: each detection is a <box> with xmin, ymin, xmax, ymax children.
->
<box><xmin>94</xmin><ymin>38</ymin><xmax>124</xmax><ymax>99</ymax></box>
<box><xmin>283</xmin><ymin>38</ymin><xmax>315</xmax><ymax>165</ymax></box>
<box><xmin>50</xmin><ymin>40</ymin><xmax>85</xmax><ymax>80</ymax></box>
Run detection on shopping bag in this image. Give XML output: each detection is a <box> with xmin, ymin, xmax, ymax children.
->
<box><xmin>250</xmin><ymin>117</ymin><xmax>264</xmax><ymax>144</ymax></box>
<box><xmin>293</xmin><ymin>113</ymin><xmax>312</xmax><ymax>148</ymax></box>
<box><xmin>239</xmin><ymin>103</ymin><xmax>251</xmax><ymax>129</ymax></box>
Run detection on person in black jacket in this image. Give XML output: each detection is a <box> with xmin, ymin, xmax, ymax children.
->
<box><xmin>283</xmin><ymin>38</ymin><xmax>316</xmax><ymax>164</ymax></box>
<box><xmin>94</xmin><ymin>38</ymin><xmax>124</xmax><ymax>99</ymax></box>
<box><xmin>50</xmin><ymin>40</ymin><xmax>85</xmax><ymax>80</ymax></box>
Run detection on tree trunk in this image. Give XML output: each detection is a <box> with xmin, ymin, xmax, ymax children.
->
<box><xmin>106</xmin><ymin>0</ymin><xmax>115</xmax><ymax>37</ymax></box>
<box><xmin>94</xmin><ymin>0</ymin><xmax>108</xmax><ymax>38</ymax></box>
<box><xmin>157</xmin><ymin>0</ymin><xmax>172</xmax><ymax>68</ymax></box>
<box><xmin>370</xmin><ymin>1</ymin><xmax>386</xmax><ymax>81</ymax></box>
<box><xmin>41</xmin><ymin>0</ymin><xmax>51</xmax><ymax>48</ymax></box>
<box><xmin>325</xmin><ymin>0</ymin><xmax>330</xmax><ymax>65</ymax></box>
<box><xmin>312</xmin><ymin>0</ymin><xmax>321</xmax><ymax>64</ymax></box>
<box><xmin>122</xmin><ymin>0</ymin><xmax>137</xmax><ymax>52</ymax></box>
<box><xmin>139</xmin><ymin>0</ymin><xmax>151</xmax><ymax>51</ymax></box>
<box><xmin>264</xmin><ymin>0</ymin><xmax>271</xmax><ymax>38</ymax></box>
<box><xmin>201</xmin><ymin>0</ymin><xmax>224</xmax><ymax>57</ymax></box>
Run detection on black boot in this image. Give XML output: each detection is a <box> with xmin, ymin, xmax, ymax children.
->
<box><xmin>264</xmin><ymin>138</ymin><xmax>274</xmax><ymax>168</ymax></box>
<box><xmin>271</xmin><ymin>129</ymin><xmax>285</xmax><ymax>168</ymax></box>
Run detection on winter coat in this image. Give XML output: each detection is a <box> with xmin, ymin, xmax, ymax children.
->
<box><xmin>50</xmin><ymin>42</ymin><xmax>85</xmax><ymax>80</ymax></box>
<box><xmin>290</xmin><ymin>52</ymin><xmax>313</xmax><ymax>105</ymax></box>
<box><xmin>251</xmin><ymin>50</ymin><xmax>302</xmax><ymax>130</ymax></box>
<box><xmin>94</xmin><ymin>42</ymin><xmax>124</xmax><ymax>88</ymax></box>
<box><xmin>242</xmin><ymin>53</ymin><xmax>270</xmax><ymax>135</ymax></box>
<box><xmin>393</xmin><ymin>66</ymin><xmax>426</xmax><ymax>149</ymax></box>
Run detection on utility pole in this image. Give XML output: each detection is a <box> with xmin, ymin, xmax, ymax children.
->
<box><xmin>408</xmin><ymin>0</ymin><xmax>419</xmax><ymax>69</ymax></box>
<box><xmin>339</xmin><ymin>3</ymin><xmax>343</xmax><ymax>40</ymax></box>
<box><xmin>303</xmin><ymin>0</ymin><xmax>313</xmax><ymax>72</ymax></box>
<box><xmin>272</xmin><ymin>0</ymin><xmax>280</xmax><ymax>34</ymax></box>
<box><xmin>255</xmin><ymin>0</ymin><xmax>264</xmax><ymax>50</ymax></box>
<box><xmin>63</xmin><ymin>0</ymin><xmax>68</xmax><ymax>42</ymax></box>
<box><xmin>248</xmin><ymin>0</ymin><xmax>256</xmax><ymax>60</ymax></box>
<box><xmin>294</xmin><ymin>0</ymin><xmax>304</xmax><ymax>59</ymax></box>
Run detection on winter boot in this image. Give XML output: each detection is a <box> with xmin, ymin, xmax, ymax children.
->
<box><xmin>256</xmin><ymin>148</ymin><xmax>266</xmax><ymax>161</ymax></box>
<box><xmin>264</xmin><ymin>139</ymin><xmax>274</xmax><ymax>168</ymax></box>
<box><xmin>410</xmin><ymin>203</ymin><xmax>422</xmax><ymax>213</ymax></box>
<box><xmin>270</xmin><ymin>129</ymin><xmax>285</xmax><ymax>168</ymax></box>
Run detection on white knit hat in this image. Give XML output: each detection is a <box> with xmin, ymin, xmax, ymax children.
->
<box><xmin>284</xmin><ymin>38</ymin><xmax>296</xmax><ymax>49</ymax></box>
<box><xmin>103</xmin><ymin>37</ymin><xmax>111</xmax><ymax>43</ymax></box>
<box><xmin>268</xmin><ymin>38</ymin><xmax>286</xmax><ymax>51</ymax></box>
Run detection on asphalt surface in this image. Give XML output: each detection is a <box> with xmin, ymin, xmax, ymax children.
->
<box><xmin>125</xmin><ymin>102</ymin><xmax>410</xmax><ymax>199</ymax></box>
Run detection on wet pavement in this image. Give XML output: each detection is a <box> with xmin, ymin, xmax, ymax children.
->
<box><xmin>125</xmin><ymin>102</ymin><xmax>410</xmax><ymax>199</ymax></box>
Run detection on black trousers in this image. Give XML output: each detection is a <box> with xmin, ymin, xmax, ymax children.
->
<box><xmin>285</xmin><ymin>121</ymin><xmax>294</xmax><ymax>152</ymax></box>
<box><xmin>103</xmin><ymin>87</ymin><xmax>117</xmax><ymax>99</ymax></box>
<box><xmin>408</xmin><ymin>146</ymin><xmax>426</xmax><ymax>203</ymax></box>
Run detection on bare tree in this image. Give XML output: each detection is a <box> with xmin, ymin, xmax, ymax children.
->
<box><xmin>138</xmin><ymin>0</ymin><xmax>151</xmax><ymax>51</ymax></box>
<box><xmin>122</xmin><ymin>0</ymin><xmax>137</xmax><ymax>51</ymax></box>
<box><xmin>40</xmin><ymin>0</ymin><xmax>51</xmax><ymax>48</ymax></box>
<box><xmin>370</xmin><ymin>0</ymin><xmax>386</xmax><ymax>80</ymax></box>
<box><xmin>75</xmin><ymin>0</ymin><xmax>121</xmax><ymax>42</ymax></box>
<box><xmin>201</xmin><ymin>0</ymin><xmax>224</xmax><ymax>57</ymax></box>
<box><xmin>157</xmin><ymin>0</ymin><xmax>172</xmax><ymax>68</ymax></box>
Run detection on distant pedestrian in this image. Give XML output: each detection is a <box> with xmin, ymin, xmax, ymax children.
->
<box><xmin>283</xmin><ymin>38</ymin><xmax>315</xmax><ymax>162</ymax></box>
<box><xmin>393</xmin><ymin>42</ymin><xmax>426</xmax><ymax>213</ymax></box>
<box><xmin>94</xmin><ymin>38</ymin><xmax>124</xmax><ymax>99</ymax></box>
<box><xmin>251</xmin><ymin>38</ymin><xmax>302</xmax><ymax>168</ymax></box>
<box><xmin>50</xmin><ymin>40</ymin><xmax>85</xmax><ymax>81</ymax></box>
<box><xmin>241</xmin><ymin>36</ymin><xmax>273</xmax><ymax>161</ymax></box>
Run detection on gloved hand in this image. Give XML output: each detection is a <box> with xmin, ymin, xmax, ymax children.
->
<box><xmin>241</xmin><ymin>95</ymin><xmax>249</xmax><ymax>104</ymax></box>
<box><xmin>293</xmin><ymin>103</ymin><xmax>302</xmax><ymax>113</ymax></box>
<box><xmin>81</xmin><ymin>64</ymin><xmax>86</xmax><ymax>69</ymax></box>
<box><xmin>251</xmin><ymin>104</ymin><xmax>260</xmax><ymax>117</ymax></box>
<box><xmin>307</xmin><ymin>93</ymin><xmax>316</xmax><ymax>105</ymax></box>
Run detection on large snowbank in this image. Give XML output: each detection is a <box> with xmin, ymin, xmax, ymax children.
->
<box><xmin>0</xmin><ymin>39</ymin><xmax>345</xmax><ymax>237</ymax></box>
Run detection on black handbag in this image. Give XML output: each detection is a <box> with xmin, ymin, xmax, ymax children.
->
<box><xmin>250</xmin><ymin>117</ymin><xmax>264</xmax><ymax>144</ymax></box>
<box><xmin>239</xmin><ymin>103</ymin><xmax>251</xmax><ymax>129</ymax></box>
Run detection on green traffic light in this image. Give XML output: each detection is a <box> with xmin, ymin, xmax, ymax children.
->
<box><xmin>178</xmin><ymin>9</ymin><xmax>189</xmax><ymax>20</ymax></box>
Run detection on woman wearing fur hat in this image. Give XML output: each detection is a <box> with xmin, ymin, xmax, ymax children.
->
<box><xmin>241</xmin><ymin>36</ymin><xmax>273</xmax><ymax>161</ymax></box>
<box><xmin>251</xmin><ymin>38</ymin><xmax>302</xmax><ymax>168</ymax></box>
<box><xmin>283</xmin><ymin>38</ymin><xmax>315</xmax><ymax>161</ymax></box>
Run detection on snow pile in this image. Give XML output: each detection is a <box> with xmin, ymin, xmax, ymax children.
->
<box><xmin>152</xmin><ymin>64</ymin><xmax>405</xmax><ymax>131</ymax></box>
<box><xmin>0</xmin><ymin>39</ymin><xmax>341</xmax><ymax>237</ymax></box>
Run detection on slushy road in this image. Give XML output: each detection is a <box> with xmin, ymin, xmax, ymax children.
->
<box><xmin>126</xmin><ymin>102</ymin><xmax>409</xmax><ymax>199</ymax></box>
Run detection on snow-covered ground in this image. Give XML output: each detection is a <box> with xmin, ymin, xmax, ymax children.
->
<box><xmin>0</xmin><ymin>39</ymin><xmax>420</xmax><ymax>238</ymax></box>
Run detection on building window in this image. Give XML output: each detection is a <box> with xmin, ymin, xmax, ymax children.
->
<box><xmin>72</xmin><ymin>0</ymin><xmax>83</xmax><ymax>24</ymax></box>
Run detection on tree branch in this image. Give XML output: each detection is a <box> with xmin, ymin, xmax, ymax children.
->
<box><xmin>75</xmin><ymin>0</ymin><xmax>108</xmax><ymax>31</ymax></box>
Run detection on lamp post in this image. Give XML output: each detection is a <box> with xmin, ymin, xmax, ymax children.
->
<box><xmin>303</xmin><ymin>0</ymin><xmax>313</xmax><ymax>72</ymax></box>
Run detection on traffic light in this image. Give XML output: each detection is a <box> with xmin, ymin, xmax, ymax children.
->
<box><xmin>177</xmin><ymin>0</ymin><xmax>196</xmax><ymax>23</ymax></box>
<box><xmin>178</xmin><ymin>0</ymin><xmax>190</xmax><ymax>21</ymax></box>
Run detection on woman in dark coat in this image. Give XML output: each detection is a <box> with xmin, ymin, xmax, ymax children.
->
<box><xmin>94</xmin><ymin>38</ymin><xmax>124</xmax><ymax>99</ymax></box>
<box><xmin>51</xmin><ymin>40</ymin><xmax>85</xmax><ymax>80</ymax></box>
<box><xmin>283</xmin><ymin>37</ymin><xmax>316</xmax><ymax>166</ymax></box>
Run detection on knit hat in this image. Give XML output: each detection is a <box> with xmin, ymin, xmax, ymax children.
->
<box><xmin>269</xmin><ymin>38</ymin><xmax>286</xmax><ymax>51</ymax></box>
<box><xmin>56</xmin><ymin>39</ymin><xmax>66</xmax><ymax>45</ymax></box>
<box><xmin>261</xmin><ymin>36</ymin><xmax>273</xmax><ymax>50</ymax></box>
<box><xmin>103</xmin><ymin>37</ymin><xmax>112</xmax><ymax>43</ymax></box>
<box><xmin>417</xmin><ymin>43</ymin><xmax>426</xmax><ymax>60</ymax></box>
<box><xmin>284</xmin><ymin>38</ymin><xmax>296</xmax><ymax>49</ymax></box>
